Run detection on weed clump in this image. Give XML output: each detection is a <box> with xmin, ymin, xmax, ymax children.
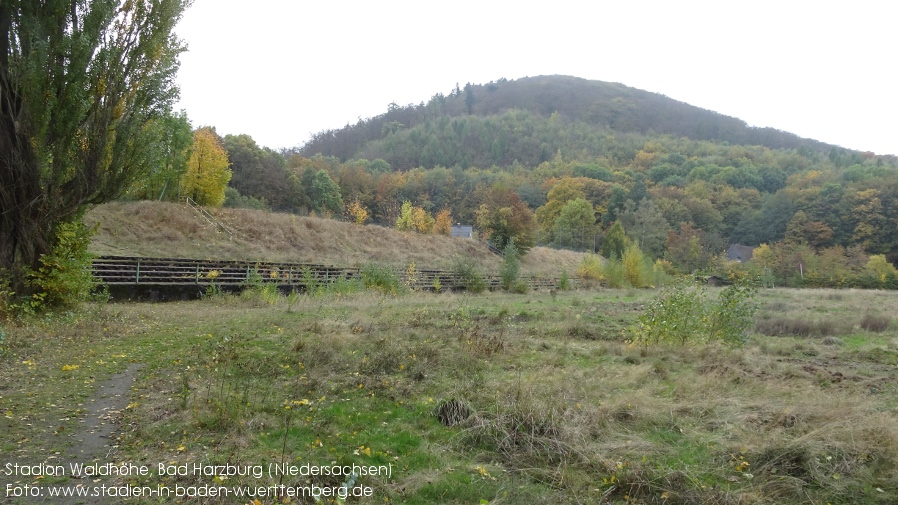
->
<box><xmin>860</xmin><ymin>312</ymin><xmax>892</xmax><ymax>332</ymax></box>
<box><xmin>434</xmin><ymin>398</ymin><xmax>473</xmax><ymax>427</ymax></box>
<box><xmin>361</xmin><ymin>263</ymin><xmax>401</xmax><ymax>294</ymax></box>
<box><xmin>239</xmin><ymin>267</ymin><xmax>281</xmax><ymax>304</ymax></box>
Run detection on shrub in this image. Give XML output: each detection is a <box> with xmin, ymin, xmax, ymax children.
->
<box><xmin>404</xmin><ymin>261</ymin><xmax>418</xmax><ymax>289</ymax></box>
<box><xmin>0</xmin><ymin>272</ymin><xmax>13</xmax><ymax>318</ymax></box>
<box><xmin>510</xmin><ymin>280</ymin><xmax>528</xmax><ymax>294</ymax></box>
<box><xmin>632</xmin><ymin>280</ymin><xmax>757</xmax><ymax>346</ymax></box>
<box><xmin>558</xmin><ymin>270</ymin><xmax>570</xmax><ymax>291</ymax></box>
<box><xmin>622</xmin><ymin>243</ymin><xmax>653</xmax><ymax>288</ymax></box>
<box><xmin>577</xmin><ymin>254</ymin><xmax>603</xmax><ymax>281</ymax></box>
<box><xmin>26</xmin><ymin>220</ymin><xmax>97</xmax><ymax>309</ymax></box>
<box><xmin>650</xmin><ymin>259</ymin><xmax>674</xmax><ymax>287</ymax></box>
<box><xmin>299</xmin><ymin>267</ymin><xmax>320</xmax><ymax>295</ymax></box>
<box><xmin>361</xmin><ymin>264</ymin><xmax>401</xmax><ymax>294</ymax></box>
<box><xmin>602</xmin><ymin>258</ymin><xmax>627</xmax><ymax>288</ymax></box>
<box><xmin>709</xmin><ymin>282</ymin><xmax>758</xmax><ymax>345</ymax></box>
<box><xmin>500</xmin><ymin>239</ymin><xmax>521</xmax><ymax>291</ymax></box>
<box><xmin>631</xmin><ymin>281</ymin><xmax>705</xmax><ymax>346</ymax></box>
<box><xmin>452</xmin><ymin>258</ymin><xmax>486</xmax><ymax>294</ymax></box>
<box><xmin>321</xmin><ymin>276</ymin><xmax>364</xmax><ymax>296</ymax></box>
<box><xmin>239</xmin><ymin>268</ymin><xmax>281</xmax><ymax>304</ymax></box>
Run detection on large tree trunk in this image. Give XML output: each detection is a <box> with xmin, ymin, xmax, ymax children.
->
<box><xmin>0</xmin><ymin>121</ymin><xmax>55</xmax><ymax>293</ymax></box>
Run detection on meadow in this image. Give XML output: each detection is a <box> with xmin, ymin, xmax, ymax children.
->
<box><xmin>2</xmin><ymin>285</ymin><xmax>897</xmax><ymax>504</ymax></box>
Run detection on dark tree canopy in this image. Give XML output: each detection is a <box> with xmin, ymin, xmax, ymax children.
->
<box><xmin>0</xmin><ymin>0</ymin><xmax>190</xmax><ymax>293</ymax></box>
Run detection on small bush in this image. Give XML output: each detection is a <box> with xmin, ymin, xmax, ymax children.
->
<box><xmin>452</xmin><ymin>258</ymin><xmax>486</xmax><ymax>294</ymax></box>
<box><xmin>317</xmin><ymin>276</ymin><xmax>363</xmax><ymax>296</ymax></box>
<box><xmin>621</xmin><ymin>243</ymin><xmax>651</xmax><ymax>288</ymax></box>
<box><xmin>499</xmin><ymin>239</ymin><xmax>521</xmax><ymax>291</ymax></box>
<box><xmin>602</xmin><ymin>258</ymin><xmax>628</xmax><ymax>288</ymax></box>
<box><xmin>361</xmin><ymin>263</ymin><xmax>401</xmax><ymax>294</ymax></box>
<box><xmin>0</xmin><ymin>272</ymin><xmax>13</xmax><ymax>319</ymax></box>
<box><xmin>576</xmin><ymin>254</ymin><xmax>603</xmax><ymax>281</ymax></box>
<box><xmin>299</xmin><ymin>266</ymin><xmax>320</xmax><ymax>294</ymax></box>
<box><xmin>558</xmin><ymin>270</ymin><xmax>570</xmax><ymax>291</ymax></box>
<box><xmin>240</xmin><ymin>267</ymin><xmax>281</xmax><ymax>304</ymax></box>
<box><xmin>26</xmin><ymin>220</ymin><xmax>97</xmax><ymax>309</ymax></box>
<box><xmin>709</xmin><ymin>282</ymin><xmax>758</xmax><ymax>344</ymax></box>
<box><xmin>0</xmin><ymin>326</ymin><xmax>8</xmax><ymax>357</ymax></box>
<box><xmin>631</xmin><ymin>281</ymin><xmax>705</xmax><ymax>346</ymax></box>
<box><xmin>510</xmin><ymin>280</ymin><xmax>528</xmax><ymax>294</ymax></box>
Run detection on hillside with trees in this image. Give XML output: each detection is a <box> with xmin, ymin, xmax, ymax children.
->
<box><xmin>299</xmin><ymin>75</ymin><xmax>842</xmax><ymax>167</ymax></box>
<box><xmin>6</xmin><ymin>54</ymin><xmax>898</xmax><ymax>308</ymax></box>
<box><xmin>204</xmin><ymin>75</ymin><xmax>898</xmax><ymax>289</ymax></box>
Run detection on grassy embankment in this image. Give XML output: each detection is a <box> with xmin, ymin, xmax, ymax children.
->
<box><xmin>2</xmin><ymin>286</ymin><xmax>898</xmax><ymax>504</ymax></box>
<box><xmin>84</xmin><ymin>201</ymin><xmax>585</xmax><ymax>278</ymax></box>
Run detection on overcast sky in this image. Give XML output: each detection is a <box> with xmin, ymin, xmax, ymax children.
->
<box><xmin>174</xmin><ymin>1</ymin><xmax>897</xmax><ymax>156</ymax></box>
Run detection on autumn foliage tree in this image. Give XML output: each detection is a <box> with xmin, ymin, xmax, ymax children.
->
<box><xmin>475</xmin><ymin>187</ymin><xmax>536</xmax><ymax>253</ymax></box>
<box><xmin>396</xmin><ymin>201</ymin><xmax>434</xmax><ymax>233</ymax></box>
<box><xmin>0</xmin><ymin>0</ymin><xmax>190</xmax><ymax>296</ymax></box>
<box><xmin>180</xmin><ymin>127</ymin><xmax>231</xmax><ymax>207</ymax></box>
<box><xmin>432</xmin><ymin>209</ymin><xmax>453</xmax><ymax>235</ymax></box>
<box><xmin>345</xmin><ymin>197</ymin><xmax>369</xmax><ymax>225</ymax></box>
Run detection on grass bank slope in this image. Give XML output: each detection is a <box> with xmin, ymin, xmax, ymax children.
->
<box><xmin>85</xmin><ymin>201</ymin><xmax>584</xmax><ymax>277</ymax></box>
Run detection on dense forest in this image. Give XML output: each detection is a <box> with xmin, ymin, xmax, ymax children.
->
<box><xmin>140</xmin><ymin>76</ymin><xmax>898</xmax><ymax>287</ymax></box>
<box><xmin>299</xmin><ymin>75</ymin><xmax>843</xmax><ymax>166</ymax></box>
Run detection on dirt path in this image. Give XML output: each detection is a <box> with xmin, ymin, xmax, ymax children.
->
<box><xmin>51</xmin><ymin>364</ymin><xmax>143</xmax><ymax>505</ymax></box>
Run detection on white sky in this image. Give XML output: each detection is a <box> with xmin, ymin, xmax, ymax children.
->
<box><xmin>174</xmin><ymin>1</ymin><xmax>898</xmax><ymax>156</ymax></box>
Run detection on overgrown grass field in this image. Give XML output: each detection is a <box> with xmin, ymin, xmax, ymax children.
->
<box><xmin>2</xmin><ymin>286</ymin><xmax>897</xmax><ymax>504</ymax></box>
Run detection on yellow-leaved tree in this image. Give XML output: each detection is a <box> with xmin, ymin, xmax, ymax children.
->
<box><xmin>396</xmin><ymin>201</ymin><xmax>434</xmax><ymax>233</ymax></box>
<box><xmin>432</xmin><ymin>209</ymin><xmax>453</xmax><ymax>235</ymax></box>
<box><xmin>345</xmin><ymin>197</ymin><xmax>370</xmax><ymax>225</ymax></box>
<box><xmin>180</xmin><ymin>127</ymin><xmax>232</xmax><ymax>206</ymax></box>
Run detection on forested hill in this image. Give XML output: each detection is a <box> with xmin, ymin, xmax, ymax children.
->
<box><xmin>188</xmin><ymin>74</ymin><xmax>898</xmax><ymax>280</ymax></box>
<box><xmin>298</xmin><ymin>75</ymin><xmax>838</xmax><ymax>168</ymax></box>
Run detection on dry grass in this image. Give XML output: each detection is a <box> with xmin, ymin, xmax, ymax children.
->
<box><xmin>755</xmin><ymin>288</ymin><xmax>898</xmax><ymax>336</ymax></box>
<box><xmin>860</xmin><ymin>313</ymin><xmax>893</xmax><ymax>332</ymax></box>
<box><xmin>6</xmin><ymin>287</ymin><xmax>898</xmax><ymax>504</ymax></box>
<box><xmin>85</xmin><ymin>201</ymin><xmax>584</xmax><ymax>276</ymax></box>
<box><xmin>755</xmin><ymin>317</ymin><xmax>841</xmax><ymax>338</ymax></box>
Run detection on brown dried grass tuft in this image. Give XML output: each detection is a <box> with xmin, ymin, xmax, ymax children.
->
<box><xmin>860</xmin><ymin>312</ymin><xmax>892</xmax><ymax>332</ymax></box>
